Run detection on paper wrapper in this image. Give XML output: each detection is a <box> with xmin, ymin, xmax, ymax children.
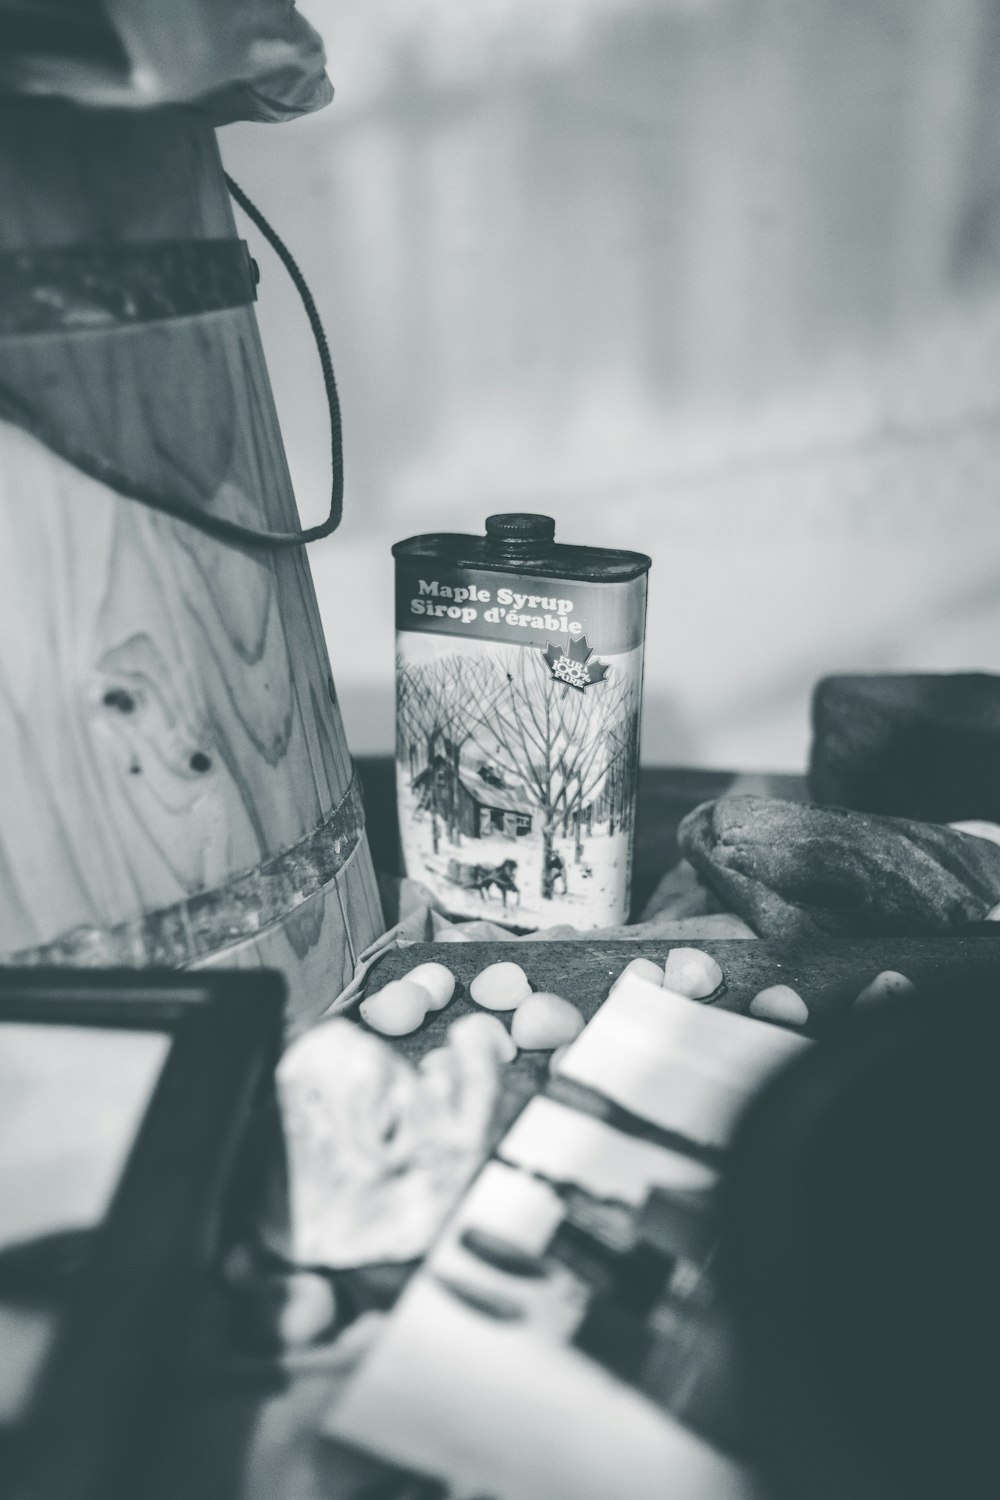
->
<box><xmin>274</xmin><ymin>1019</ymin><xmax>499</xmax><ymax>1269</ymax></box>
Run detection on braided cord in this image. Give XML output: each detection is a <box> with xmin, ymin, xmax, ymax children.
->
<box><xmin>0</xmin><ymin>174</ymin><xmax>344</xmax><ymax>550</ymax></box>
<box><xmin>223</xmin><ymin>171</ymin><xmax>344</xmax><ymax>544</ymax></box>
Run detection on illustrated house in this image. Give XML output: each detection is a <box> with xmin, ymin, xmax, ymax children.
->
<box><xmin>456</xmin><ymin>768</ymin><xmax>534</xmax><ymax>839</ymax></box>
<box><xmin>410</xmin><ymin>755</ymin><xmax>534</xmax><ymax>839</ymax></box>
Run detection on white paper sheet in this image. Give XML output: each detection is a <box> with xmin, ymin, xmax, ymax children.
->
<box><xmin>556</xmin><ymin>974</ymin><xmax>810</xmax><ymax>1149</ymax></box>
<box><xmin>499</xmin><ymin>1095</ymin><xmax>718</xmax><ymax>1203</ymax></box>
<box><xmin>326</xmin><ymin>1278</ymin><xmax>759</xmax><ymax>1500</ymax></box>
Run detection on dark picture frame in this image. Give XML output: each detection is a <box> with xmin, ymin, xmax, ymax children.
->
<box><xmin>0</xmin><ymin>968</ymin><xmax>285</xmax><ymax>1500</ymax></box>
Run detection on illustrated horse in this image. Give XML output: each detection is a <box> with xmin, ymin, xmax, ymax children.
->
<box><xmin>469</xmin><ymin>859</ymin><xmax>520</xmax><ymax>909</ymax></box>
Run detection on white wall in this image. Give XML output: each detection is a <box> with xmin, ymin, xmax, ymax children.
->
<box><xmin>220</xmin><ymin>0</ymin><xmax>1000</xmax><ymax>771</ymax></box>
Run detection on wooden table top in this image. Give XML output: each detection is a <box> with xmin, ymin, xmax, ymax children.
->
<box><xmin>139</xmin><ymin>761</ymin><xmax>809</xmax><ymax>1500</ymax></box>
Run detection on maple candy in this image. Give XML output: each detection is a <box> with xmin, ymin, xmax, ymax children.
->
<box><xmin>748</xmin><ymin>983</ymin><xmax>809</xmax><ymax>1026</ymax></box>
<box><xmin>469</xmin><ymin>961</ymin><xmax>532</xmax><ymax>1011</ymax></box>
<box><xmin>359</xmin><ymin>978</ymin><xmax>429</xmax><ymax>1036</ymax></box>
<box><xmin>510</xmin><ymin>992</ymin><xmax>585</xmax><ymax>1050</ymax></box>
<box><xmin>405</xmin><ymin>961</ymin><xmax>456</xmax><ymax>1010</ymax></box>
<box><xmin>853</xmin><ymin>970</ymin><xmax>916</xmax><ymax>1008</ymax></box>
<box><xmin>662</xmin><ymin>947</ymin><xmax>724</xmax><ymax>1001</ymax></box>
<box><xmin>393</xmin><ymin>514</ymin><xmax>650</xmax><ymax>932</ymax></box>
<box><xmin>611</xmin><ymin>956</ymin><xmax>664</xmax><ymax>990</ymax></box>
<box><xmin>447</xmin><ymin>1012</ymin><xmax>518</xmax><ymax>1063</ymax></box>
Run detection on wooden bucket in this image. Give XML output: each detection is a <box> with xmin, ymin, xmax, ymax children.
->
<box><xmin>0</xmin><ymin>101</ymin><xmax>383</xmax><ymax>1036</ymax></box>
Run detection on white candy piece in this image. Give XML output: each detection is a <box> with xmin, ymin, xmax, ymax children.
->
<box><xmin>611</xmin><ymin>957</ymin><xmax>664</xmax><ymax>990</ymax></box>
<box><xmin>447</xmin><ymin>1012</ymin><xmax>517</xmax><ymax>1063</ymax></box>
<box><xmin>854</xmin><ymin>970</ymin><xmax>916</xmax><ymax>1008</ymax></box>
<box><xmin>405</xmin><ymin>961</ymin><xmax>456</xmax><ymax>1011</ymax></box>
<box><xmin>548</xmin><ymin>1043</ymin><xmax>571</xmax><ymax>1076</ymax></box>
<box><xmin>359</xmin><ymin>978</ymin><xmax>429</xmax><ymax>1036</ymax></box>
<box><xmin>469</xmin><ymin>961</ymin><xmax>532</xmax><ymax>1011</ymax></box>
<box><xmin>662</xmin><ymin>947</ymin><xmax>724</xmax><ymax>1000</ymax></box>
<box><xmin>749</xmin><ymin>983</ymin><xmax>809</xmax><ymax>1026</ymax></box>
<box><xmin>510</xmin><ymin>992</ymin><xmax>585</xmax><ymax>1051</ymax></box>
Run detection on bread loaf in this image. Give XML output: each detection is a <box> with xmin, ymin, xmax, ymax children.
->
<box><xmin>679</xmin><ymin>795</ymin><xmax>1000</xmax><ymax>940</ymax></box>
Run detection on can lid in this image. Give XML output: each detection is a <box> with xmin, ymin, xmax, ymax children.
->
<box><xmin>392</xmin><ymin>517</ymin><xmax>650</xmax><ymax>583</ymax></box>
<box><xmin>484</xmin><ymin>513</ymin><xmax>556</xmax><ymax>557</ymax></box>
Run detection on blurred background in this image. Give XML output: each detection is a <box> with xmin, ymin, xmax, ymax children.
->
<box><xmin>219</xmin><ymin>0</ymin><xmax>1000</xmax><ymax>771</ymax></box>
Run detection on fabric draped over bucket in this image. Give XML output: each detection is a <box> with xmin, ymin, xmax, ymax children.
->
<box><xmin>0</xmin><ymin>0</ymin><xmax>332</xmax><ymax>123</ymax></box>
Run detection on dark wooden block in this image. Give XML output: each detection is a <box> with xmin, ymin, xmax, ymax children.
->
<box><xmin>809</xmin><ymin>673</ymin><xmax>1000</xmax><ymax>821</ymax></box>
<box><xmin>679</xmin><ymin>795</ymin><xmax>1000</xmax><ymax>941</ymax></box>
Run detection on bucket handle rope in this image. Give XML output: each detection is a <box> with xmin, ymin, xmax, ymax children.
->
<box><xmin>0</xmin><ymin>173</ymin><xmax>344</xmax><ymax>551</ymax></box>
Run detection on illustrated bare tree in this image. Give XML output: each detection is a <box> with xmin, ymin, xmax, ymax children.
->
<box><xmin>467</xmin><ymin>651</ymin><xmax>639</xmax><ymax>897</ymax></box>
<box><xmin>396</xmin><ymin>653</ymin><xmax>505</xmax><ymax>853</ymax></box>
<box><xmin>396</xmin><ymin>654</ymin><xmax>422</xmax><ymax>781</ymax></box>
<box><xmin>599</xmin><ymin>700</ymin><xmax>641</xmax><ymax>837</ymax></box>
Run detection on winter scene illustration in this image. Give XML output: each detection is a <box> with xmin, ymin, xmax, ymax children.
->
<box><xmin>396</xmin><ymin>633</ymin><xmax>641</xmax><ymax>930</ymax></box>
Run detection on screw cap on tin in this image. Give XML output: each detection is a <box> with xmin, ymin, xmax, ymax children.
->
<box><xmin>484</xmin><ymin>513</ymin><xmax>556</xmax><ymax>557</ymax></box>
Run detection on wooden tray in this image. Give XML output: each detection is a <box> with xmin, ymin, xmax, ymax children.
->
<box><xmin>359</xmin><ymin>935</ymin><xmax>1000</xmax><ymax>1124</ymax></box>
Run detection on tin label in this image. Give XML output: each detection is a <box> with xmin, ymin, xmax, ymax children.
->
<box><xmin>395</xmin><ymin>562</ymin><xmax>646</xmax><ymax>931</ymax></box>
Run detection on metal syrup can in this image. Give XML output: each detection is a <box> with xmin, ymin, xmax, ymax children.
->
<box><xmin>393</xmin><ymin>513</ymin><xmax>650</xmax><ymax>931</ymax></box>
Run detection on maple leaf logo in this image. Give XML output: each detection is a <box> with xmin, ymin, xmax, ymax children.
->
<box><xmin>542</xmin><ymin>634</ymin><xmax>610</xmax><ymax>692</ymax></box>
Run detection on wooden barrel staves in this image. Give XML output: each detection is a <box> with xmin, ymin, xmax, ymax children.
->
<box><xmin>0</xmin><ymin>101</ymin><xmax>383</xmax><ymax>1035</ymax></box>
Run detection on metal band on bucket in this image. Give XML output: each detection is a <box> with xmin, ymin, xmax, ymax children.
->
<box><xmin>0</xmin><ymin>239</ymin><xmax>259</xmax><ymax>337</ymax></box>
<box><xmin>1</xmin><ymin>774</ymin><xmax>367</xmax><ymax>969</ymax></box>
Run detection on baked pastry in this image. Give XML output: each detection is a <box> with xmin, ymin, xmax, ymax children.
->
<box><xmin>679</xmin><ymin>795</ymin><xmax>1000</xmax><ymax>940</ymax></box>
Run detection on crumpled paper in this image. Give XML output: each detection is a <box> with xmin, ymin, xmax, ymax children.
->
<box><xmin>272</xmin><ymin>1018</ymin><xmax>500</xmax><ymax>1269</ymax></box>
<box><xmin>0</xmin><ymin>0</ymin><xmax>332</xmax><ymax>123</ymax></box>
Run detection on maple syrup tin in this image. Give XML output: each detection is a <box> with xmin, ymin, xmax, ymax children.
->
<box><xmin>393</xmin><ymin>514</ymin><xmax>651</xmax><ymax>931</ymax></box>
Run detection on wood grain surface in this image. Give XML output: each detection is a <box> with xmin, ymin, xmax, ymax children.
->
<box><xmin>0</xmin><ymin>101</ymin><xmax>381</xmax><ymax>1027</ymax></box>
<box><xmin>193</xmin><ymin>842</ymin><xmax>384</xmax><ymax>1041</ymax></box>
<box><xmin>361</xmin><ymin>935</ymin><xmax>1000</xmax><ymax>1122</ymax></box>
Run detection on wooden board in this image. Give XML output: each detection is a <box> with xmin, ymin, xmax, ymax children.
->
<box><xmin>359</xmin><ymin>935</ymin><xmax>1000</xmax><ymax>1120</ymax></box>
